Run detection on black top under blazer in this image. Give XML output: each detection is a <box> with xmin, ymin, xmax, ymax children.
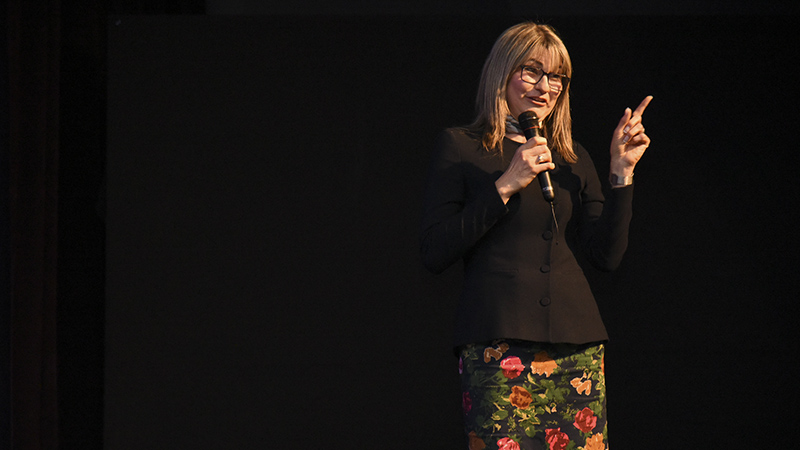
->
<box><xmin>420</xmin><ymin>128</ymin><xmax>634</xmax><ymax>347</ymax></box>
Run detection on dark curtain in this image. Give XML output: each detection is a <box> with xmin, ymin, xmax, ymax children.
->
<box><xmin>3</xmin><ymin>1</ymin><xmax>202</xmax><ymax>449</ymax></box>
<box><xmin>0</xmin><ymin>0</ymin><xmax>11</xmax><ymax>446</ymax></box>
<box><xmin>5</xmin><ymin>1</ymin><xmax>62</xmax><ymax>449</ymax></box>
<box><xmin>55</xmin><ymin>2</ymin><xmax>106</xmax><ymax>448</ymax></box>
<box><xmin>108</xmin><ymin>0</ymin><xmax>204</xmax><ymax>14</ymax></box>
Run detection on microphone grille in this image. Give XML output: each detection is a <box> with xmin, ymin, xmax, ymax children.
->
<box><xmin>518</xmin><ymin>111</ymin><xmax>541</xmax><ymax>137</ymax></box>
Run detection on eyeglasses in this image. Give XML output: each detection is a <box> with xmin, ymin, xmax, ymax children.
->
<box><xmin>520</xmin><ymin>66</ymin><xmax>570</xmax><ymax>93</ymax></box>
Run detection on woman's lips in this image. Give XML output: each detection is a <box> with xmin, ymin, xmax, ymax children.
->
<box><xmin>528</xmin><ymin>96</ymin><xmax>546</xmax><ymax>106</ymax></box>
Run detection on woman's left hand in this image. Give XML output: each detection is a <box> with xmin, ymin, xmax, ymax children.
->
<box><xmin>610</xmin><ymin>95</ymin><xmax>653</xmax><ymax>176</ymax></box>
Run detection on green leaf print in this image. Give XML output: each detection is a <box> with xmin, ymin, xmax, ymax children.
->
<box><xmin>492</xmin><ymin>409</ymin><xmax>509</xmax><ymax>421</ymax></box>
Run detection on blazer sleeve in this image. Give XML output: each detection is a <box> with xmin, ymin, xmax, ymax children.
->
<box><xmin>419</xmin><ymin>129</ymin><xmax>509</xmax><ymax>274</ymax></box>
<box><xmin>574</xmin><ymin>143</ymin><xmax>634</xmax><ymax>271</ymax></box>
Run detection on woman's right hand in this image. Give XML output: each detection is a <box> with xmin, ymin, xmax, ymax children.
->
<box><xmin>494</xmin><ymin>136</ymin><xmax>555</xmax><ymax>204</ymax></box>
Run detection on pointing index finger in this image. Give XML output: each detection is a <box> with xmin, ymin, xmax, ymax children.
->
<box><xmin>632</xmin><ymin>95</ymin><xmax>653</xmax><ymax>117</ymax></box>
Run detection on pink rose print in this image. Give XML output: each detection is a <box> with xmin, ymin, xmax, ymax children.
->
<box><xmin>496</xmin><ymin>437</ymin><xmax>520</xmax><ymax>450</ymax></box>
<box><xmin>545</xmin><ymin>428</ymin><xmax>570</xmax><ymax>450</ymax></box>
<box><xmin>499</xmin><ymin>356</ymin><xmax>524</xmax><ymax>379</ymax></box>
<box><xmin>573</xmin><ymin>407</ymin><xmax>597</xmax><ymax>433</ymax></box>
<box><xmin>462</xmin><ymin>391</ymin><xmax>472</xmax><ymax>415</ymax></box>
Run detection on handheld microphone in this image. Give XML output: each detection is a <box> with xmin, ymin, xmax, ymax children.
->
<box><xmin>518</xmin><ymin>111</ymin><xmax>555</xmax><ymax>202</ymax></box>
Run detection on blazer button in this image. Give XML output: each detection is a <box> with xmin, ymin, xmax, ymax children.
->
<box><xmin>539</xmin><ymin>297</ymin><xmax>551</xmax><ymax>306</ymax></box>
<box><xmin>540</xmin><ymin>265</ymin><xmax>551</xmax><ymax>273</ymax></box>
<box><xmin>542</xmin><ymin>231</ymin><xmax>553</xmax><ymax>240</ymax></box>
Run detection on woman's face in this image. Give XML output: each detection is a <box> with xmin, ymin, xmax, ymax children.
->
<box><xmin>506</xmin><ymin>54</ymin><xmax>563</xmax><ymax>121</ymax></box>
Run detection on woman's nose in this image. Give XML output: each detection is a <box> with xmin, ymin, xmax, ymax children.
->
<box><xmin>533</xmin><ymin>75</ymin><xmax>550</xmax><ymax>92</ymax></box>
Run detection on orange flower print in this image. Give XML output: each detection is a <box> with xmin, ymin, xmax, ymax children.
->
<box><xmin>483</xmin><ymin>342</ymin><xmax>510</xmax><ymax>363</ymax></box>
<box><xmin>584</xmin><ymin>432</ymin><xmax>605</xmax><ymax>450</ymax></box>
<box><xmin>570</xmin><ymin>376</ymin><xmax>591</xmax><ymax>395</ymax></box>
<box><xmin>468</xmin><ymin>431</ymin><xmax>486</xmax><ymax>450</ymax></box>
<box><xmin>530</xmin><ymin>351</ymin><xmax>557</xmax><ymax>377</ymax></box>
<box><xmin>509</xmin><ymin>385</ymin><xmax>533</xmax><ymax>409</ymax></box>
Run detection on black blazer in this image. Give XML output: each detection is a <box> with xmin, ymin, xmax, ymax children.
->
<box><xmin>420</xmin><ymin>128</ymin><xmax>634</xmax><ymax>346</ymax></box>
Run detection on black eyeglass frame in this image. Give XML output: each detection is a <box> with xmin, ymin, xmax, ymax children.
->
<box><xmin>519</xmin><ymin>65</ymin><xmax>571</xmax><ymax>92</ymax></box>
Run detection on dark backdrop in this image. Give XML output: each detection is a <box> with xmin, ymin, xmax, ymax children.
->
<box><xmin>104</xmin><ymin>14</ymin><xmax>798</xmax><ymax>449</ymax></box>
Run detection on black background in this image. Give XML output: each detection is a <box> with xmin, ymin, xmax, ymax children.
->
<box><xmin>105</xmin><ymin>14</ymin><xmax>798</xmax><ymax>449</ymax></box>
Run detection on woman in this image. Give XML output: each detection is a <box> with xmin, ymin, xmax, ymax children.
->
<box><xmin>420</xmin><ymin>22</ymin><xmax>652</xmax><ymax>450</ymax></box>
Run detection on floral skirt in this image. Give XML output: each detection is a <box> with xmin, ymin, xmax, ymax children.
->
<box><xmin>458</xmin><ymin>340</ymin><xmax>608</xmax><ymax>450</ymax></box>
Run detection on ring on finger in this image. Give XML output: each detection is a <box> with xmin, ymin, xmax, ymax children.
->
<box><xmin>536</xmin><ymin>154</ymin><xmax>546</xmax><ymax>163</ymax></box>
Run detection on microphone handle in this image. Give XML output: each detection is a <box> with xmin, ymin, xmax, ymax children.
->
<box><xmin>538</xmin><ymin>165</ymin><xmax>555</xmax><ymax>202</ymax></box>
<box><xmin>518</xmin><ymin>112</ymin><xmax>555</xmax><ymax>202</ymax></box>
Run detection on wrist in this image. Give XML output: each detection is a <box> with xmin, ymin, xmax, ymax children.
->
<box><xmin>495</xmin><ymin>180</ymin><xmax>512</xmax><ymax>204</ymax></box>
<box><xmin>609</xmin><ymin>159</ymin><xmax>635</xmax><ymax>188</ymax></box>
<box><xmin>609</xmin><ymin>173</ymin><xmax>634</xmax><ymax>188</ymax></box>
<box><xmin>609</xmin><ymin>160</ymin><xmax>635</xmax><ymax>177</ymax></box>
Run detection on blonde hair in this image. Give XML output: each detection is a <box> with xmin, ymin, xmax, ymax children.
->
<box><xmin>469</xmin><ymin>22</ymin><xmax>576</xmax><ymax>163</ymax></box>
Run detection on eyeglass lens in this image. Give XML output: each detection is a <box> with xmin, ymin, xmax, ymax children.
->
<box><xmin>522</xmin><ymin>67</ymin><xmax>565</xmax><ymax>91</ymax></box>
